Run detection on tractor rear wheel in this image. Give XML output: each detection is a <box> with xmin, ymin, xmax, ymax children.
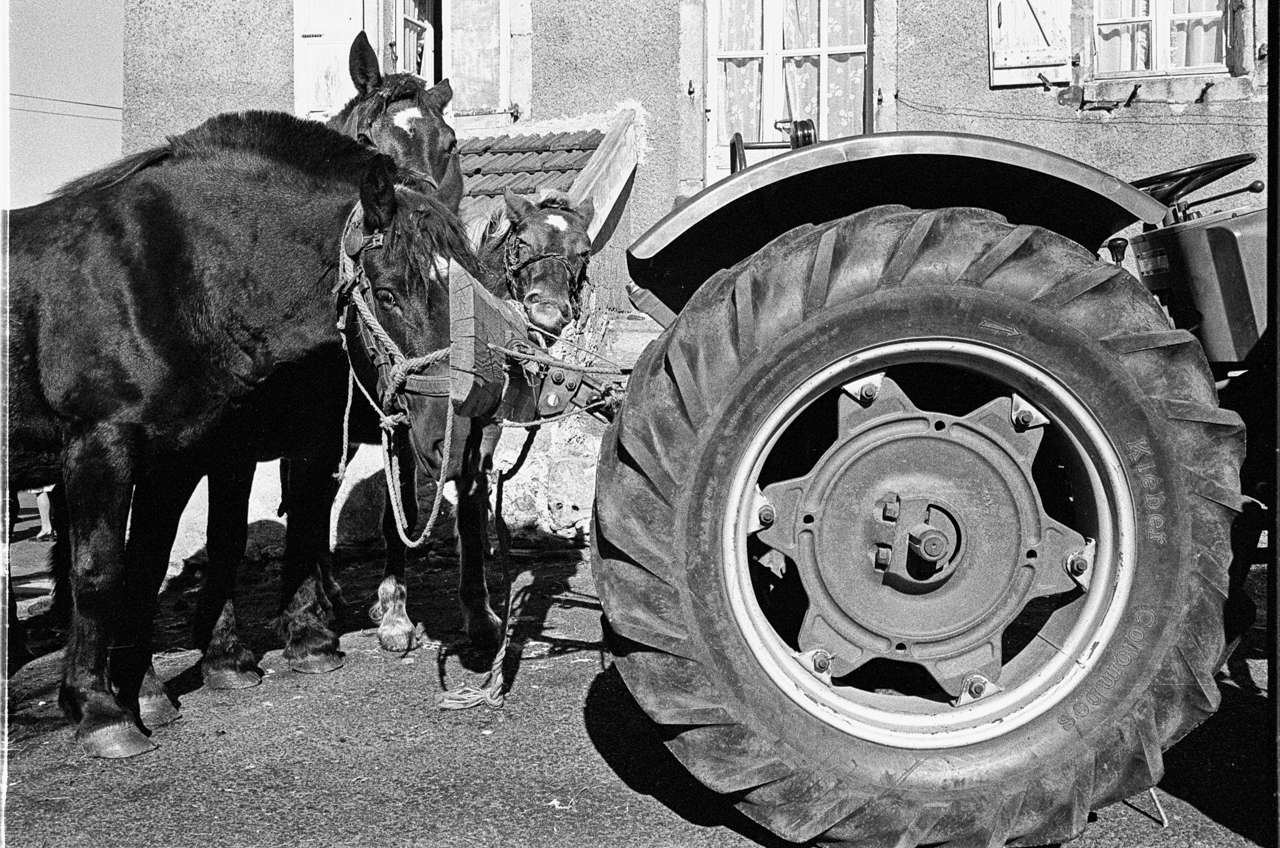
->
<box><xmin>592</xmin><ymin>206</ymin><xmax>1245</xmax><ymax>846</ymax></box>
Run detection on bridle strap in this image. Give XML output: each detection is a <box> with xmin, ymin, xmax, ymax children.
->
<box><xmin>502</xmin><ymin>233</ymin><xmax>589</xmax><ymax>313</ymax></box>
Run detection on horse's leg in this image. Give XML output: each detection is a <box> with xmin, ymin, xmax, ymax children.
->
<box><xmin>277</xmin><ymin>455</ymin><xmax>343</xmax><ymax>673</ymax></box>
<box><xmin>457</xmin><ymin>419</ymin><xmax>501</xmax><ymax>648</ymax></box>
<box><xmin>372</xmin><ymin>433</ymin><xmax>417</xmax><ymax>651</ymax></box>
<box><xmin>195</xmin><ymin>460</ymin><xmax>262</xmax><ymax>689</ymax></box>
<box><xmin>57</xmin><ymin>426</ymin><xmax>155</xmax><ymax>758</ymax></box>
<box><xmin>113</xmin><ymin>462</ymin><xmax>204</xmax><ymax>729</ymax></box>
<box><xmin>282</xmin><ymin>456</ymin><xmax>347</xmax><ymax>619</ymax></box>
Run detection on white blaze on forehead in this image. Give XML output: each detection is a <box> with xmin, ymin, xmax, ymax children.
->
<box><xmin>393</xmin><ymin>106</ymin><xmax>423</xmax><ymax>133</ymax></box>
<box><xmin>544</xmin><ymin>213</ymin><xmax>569</xmax><ymax>232</ymax></box>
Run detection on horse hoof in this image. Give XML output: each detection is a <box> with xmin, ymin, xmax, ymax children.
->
<box><xmin>377</xmin><ymin>625</ymin><xmax>416</xmax><ymax>653</ymax></box>
<box><xmin>203</xmin><ymin>668</ymin><xmax>263</xmax><ymax>690</ymax></box>
<box><xmin>77</xmin><ymin>723</ymin><xmax>157</xmax><ymax>759</ymax></box>
<box><xmin>138</xmin><ymin>695</ymin><xmax>181</xmax><ymax>728</ymax></box>
<box><xmin>466</xmin><ymin>613</ymin><xmax>503</xmax><ymax>650</ymax></box>
<box><xmin>289</xmin><ymin>654</ymin><xmax>343</xmax><ymax>675</ymax></box>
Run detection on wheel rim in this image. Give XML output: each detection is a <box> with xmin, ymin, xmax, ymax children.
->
<box><xmin>724</xmin><ymin>340</ymin><xmax>1137</xmax><ymax>748</ymax></box>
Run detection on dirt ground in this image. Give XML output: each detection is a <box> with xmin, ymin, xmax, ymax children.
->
<box><xmin>4</xmin><ymin>494</ymin><xmax>1275</xmax><ymax>848</ymax></box>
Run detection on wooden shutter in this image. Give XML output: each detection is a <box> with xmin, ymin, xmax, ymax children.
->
<box><xmin>444</xmin><ymin>0</ymin><xmax>511</xmax><ymax>130</ymax></box>
<box><xmin>294</xmin><ymin>0</ymin><xmax>366</xmax><ymax>119</ymax></box>
<box><xmin>988</xmin><ymin>0</ymin><xmax>1071</xmax><ymax>87</ymax></box>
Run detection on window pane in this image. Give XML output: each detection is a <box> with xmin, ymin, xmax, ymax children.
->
<box><xmin>1169</xmin><ymin>16</ymin><xmax>1224</xmax><ymax>67</ymax></box>
<box><xmin>828</xmin><ymin>53</ymin><xmax>865</xmax><ymax>138</ymax></box>
<box><xmin>828</xmin><ymin>0</ymin><xmax>867</xmax><ymax>47</ymax></box>
<box><xmin>1171</xmin><ymin>0</ymin><xmax>1224</xmax><ymax>14</ymax></box>
<box><xmin>1097</xmin><ymin>0</ymin><xmax>1150</xmax><ymax>19</ymax></box>
<box><xmin>719</xmin><ymin>58</ymin><xmax>763</xmax><ymax>143</ymax></box>
<box><xmin>783</xmin><ymin>55</ymin><xmax>819</xmax><ymax>124</ymax></box>
<box><xmin>782</xmin><ymin>0</ymin><xmax>820</xmax><ymax>49</ymax></box>
<box><xmin>1096</xmin><ymin>22</ymin><xmax>1151</xmax><ymax>72</ymax></box>
<box><xmin>720</xmin><ymin>0</ymin><xmax>764</xmax><ymax>51</ymax></box>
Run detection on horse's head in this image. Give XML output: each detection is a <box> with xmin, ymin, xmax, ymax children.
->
<box><xmin>490</xmin><ymin>188</ymin><xmax>595</xmax><ymax>339</ymax></box>
<box><xmin>332</xmin><ymin>32</ymin><xmax>464</xmax><ymax>213</ymax></box>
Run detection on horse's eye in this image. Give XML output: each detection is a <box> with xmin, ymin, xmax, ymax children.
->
<box><xmin>374</xmin><ymin>289</ymin><xmax>397</xmax><ymax>309</ymax></box>
<box><xmin>357</xmin><ymin>132</ymin><xmax>375</xmax><ymax>147</ymax></box>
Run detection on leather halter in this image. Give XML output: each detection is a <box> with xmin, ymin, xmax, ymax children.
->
<box><xmin>502</xmin><ymin>227</ymin><xmax>589</xmax><ymax>322</ymax></box>
<box><xmin>336</xmin><ymin>204</ymin><xmax>451</xmax><ymax>415</ymax></box>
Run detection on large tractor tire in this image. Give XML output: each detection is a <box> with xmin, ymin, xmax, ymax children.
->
<box><xmin>593</xmin><ymin>206</ymin><xmax>1245</xmax><ymax>846</ymax></box>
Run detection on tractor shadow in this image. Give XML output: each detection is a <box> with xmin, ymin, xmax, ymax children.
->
<box><xmin>1157</xmin><ymin>624</ymin><xmax>1275</xmax><ymax>847</ymax></box>
<box><xmin>582</xmin><ymin>664</ymin><xmax>814</xmax><ymax>848</ymax></box>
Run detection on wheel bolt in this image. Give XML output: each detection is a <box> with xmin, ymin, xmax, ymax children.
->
<box><xmin>550</xmin><ymin>370</ymin><xmax>565</xmax><ymax>385</ymax></box>
<box><xmin>967</xmin><ymin>677</ymin><xmax>987</xmax><ymax>698</ymax></box>
<box><xmin>1066</xmin><ymin>553</ymin><xmax>1088</xmax><ymax>576</ymax></box>
<box><xmin>874</xmin><ymin>546</ymin><xmax>892</xmax><ymax>569</ymax></box>
<box><xmin>813</xmin><ymin>651</ymin><xmax>831</xmax><ymax>673</ymax></box>
<box><xmin>1014</xmin><ymin>408</ymin><xmax>1034</xmax><ymax>428</ymax></box>
<box><xmin>858</xmin><ymin>382</ymin><xmax>879</xmax><ymax>402</ymax></box>
<box><xmin>882</xmin><ymin>498</ymin><xmax>900</xmax><ymax>521</ymax></box>
<box><xmin>758</xmin><ymin>505</ymin><xmax>776</xmax><ymax>526</ymax></box>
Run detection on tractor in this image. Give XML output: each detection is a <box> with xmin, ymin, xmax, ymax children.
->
<box><xmin>589</xmin><ymin>132</ymin><xmax>1268</xmax><ymax>846</ymax></box>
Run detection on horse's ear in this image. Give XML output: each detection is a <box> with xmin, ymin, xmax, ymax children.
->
<box><xmin>361</xmin><ymin>155</ymin><xmax>399</xmax><ymax>231</ymax></box>
<box><xmin>504</xmin><ymin>188</ymin><xmax>537</xmax><ymax>223</ymax></box>
<box><xmin>424</xmin><ymin>78</ymin><xmax>454</xmax><ymax>111</ymax></box>
<box><xmin>575</xmin><ymin>198</ymin><xmax>596</xmax><ymax>230</ymax></box>
<box><xmin>349</xmin><ymin>31</ymin><xmax>382</xmax><ymax>96</ymax></box>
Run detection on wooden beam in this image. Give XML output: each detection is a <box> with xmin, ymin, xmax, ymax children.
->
<box><xmin>569</xmin><ymin>109</ymin><xmax>639</xmax><ymax>244</ymax></box>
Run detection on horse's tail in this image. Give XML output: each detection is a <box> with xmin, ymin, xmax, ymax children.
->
<box><xmin>52</xmin><ymin>147</ymin><xmax>173</xmax><ymax>198</ymax></box>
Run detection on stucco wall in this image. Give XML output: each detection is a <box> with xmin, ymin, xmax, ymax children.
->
<box><xmin>123</xmin><ymin>0</ymin><xmax>293</xmax><ymax>152</ymax></box>
<box><xmin>531</xmin><ymin>2</ymin><xmax>685</xmax><ymax>237</ymax></box>
<box><xmin>889</xmin><ymin>0</ymin><xmax>1268</xmax><ymax>207</ymax></box>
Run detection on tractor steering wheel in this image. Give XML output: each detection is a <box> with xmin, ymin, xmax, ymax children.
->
<box><xmin>1131</xmin><ymin>153</ymin><xmax>1256</xmax><ymax>206</ymax></box>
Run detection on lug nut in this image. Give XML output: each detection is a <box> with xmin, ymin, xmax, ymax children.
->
<box><xmin>1066</xmin><ymin>553</ymin><xmax>1088</xmax><ymax>576</ymax></box>
<box><xmin>874</xmin><ymin>546</ymin><xmax>892</xmax><ymax>569</ymax></box>
<box><xmin>550</xmin><ymin>370</ymin><xmax>565</xmax><ymax>385</ymax></box>
<box><xmin>1014</xmin><ymin>408</ymin><xmax>1034</xmax><ymax>428</ymax></box>
<box><xmin>967</xmin><ymin>677</ymin><xmax>987</xmax><ymax>698</ymax></box>
<box><xmin>858</xmin><ymin>382</ymin><xmax>879</xmax><ymax>402</ymax></box>
<box><xmin>812</xmin><ymin>651</ymin><xmax>831</xmax><ymax>673</ymax></box>
<box><xmin>758</xmin><ymin>505</ymin><xmax>776</xmax><ymax>527</ymax></box>
<box><xmin>882</xmin><ymin>498</ymin><xmax>900</xmax><ymax>521</ymax></box>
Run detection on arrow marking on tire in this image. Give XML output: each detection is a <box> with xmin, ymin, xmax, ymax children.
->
<box><xmin>980</xmin><ymin>318</ymin><xmax>1021</xmax><ymax>336</ymax></box>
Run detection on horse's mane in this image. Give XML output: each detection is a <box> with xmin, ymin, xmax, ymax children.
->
<box><xmin>54</xmin><ymin>111</ymin><xmax>378</xmax><ymax>198</ymax></box>
<box><xmin>389</xmin><ymin>188</ymin><xmax>491</xmax><ymax>296</ymax></box>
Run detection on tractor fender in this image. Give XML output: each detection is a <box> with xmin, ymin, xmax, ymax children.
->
<box><xmin>627</xmin><ymin>132</ymin><xmax>1168</xmax><ymax>321</ymax></box>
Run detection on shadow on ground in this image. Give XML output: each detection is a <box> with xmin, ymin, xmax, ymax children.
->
<box><xmin>1159</xmin><ymin>626</ymin><xmax>1275</xmax><ymax>847</ymax></box>
<box><xmin>582</xmin><ymin>665</ymin><xmax>812</xmax><ymax>848</ymax></box>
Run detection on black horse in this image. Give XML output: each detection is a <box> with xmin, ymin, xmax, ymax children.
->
<box><xmin>178</xmin><ymin>31</ymin><xmax>470</xmax><ymax>691</ymax></box>
<box><xmin>9</xmin><ymin>110</ymin><xmax>484</xmax><ymax>758</ymax></box>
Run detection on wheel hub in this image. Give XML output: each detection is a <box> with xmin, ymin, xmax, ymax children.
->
<box><xmin>756</xmin><ymin>374</ymin><xmax>1085</xmax><ymax>696</ymax></box>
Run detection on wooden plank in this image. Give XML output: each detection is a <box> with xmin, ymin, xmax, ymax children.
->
<box><xmin>449</xmin><ymin>261</ymin><xmax>534</xmax><ymax>419</ymax></box>
<box><xmin>568</xmin><ymin>109</ymin><xmax>639</xmax><ymax>244</ymax></box>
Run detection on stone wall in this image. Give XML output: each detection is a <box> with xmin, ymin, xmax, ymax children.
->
<box><xmin>883</xmin><ymin>0</ymin><xmax>1268</xmax><ymax>203</ymax></box>
<box><xmin>123</xmin><ymin>0</ymin><xmax>293</xmax><ymax>152</ymax></box>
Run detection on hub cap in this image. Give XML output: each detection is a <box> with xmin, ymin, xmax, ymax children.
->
<box><xmin>726</xmin><ymin>341</ymin><xmax>1135</xmax><ymax>748</ymax></box>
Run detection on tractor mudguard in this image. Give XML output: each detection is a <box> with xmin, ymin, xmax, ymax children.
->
<box><xmin>627</xmin><ymin>132</ymin><xmax>1169</xmax><ymax>321</ymax></box>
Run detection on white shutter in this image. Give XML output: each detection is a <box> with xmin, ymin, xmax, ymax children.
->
<box><xmin>988</xmin><ymin>0</ymin><xmax>1072</xmax><ymax>87</ymax></box>
<box><xmin>293</xmin><ymin>0</ymin><xmax>366</xmax><ymax>120</ymax></box>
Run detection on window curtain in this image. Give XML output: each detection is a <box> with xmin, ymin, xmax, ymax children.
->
<box><xmin>782</xmin><ymin>0</ymin><xmax>819</xmax><ymax>127</ymax></box>
<box><xmin>1169</xmin><ymin>0</ymin><xmax>1224</xmax><ymax>68</ymax></box>
<box><xmin>720</xmin><ymin>0</ymin><xmax>763</xmax><ymax>142</ymax></box>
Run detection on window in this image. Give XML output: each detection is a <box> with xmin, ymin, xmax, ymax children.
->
<box><xmin>1094</xmin><ymin>0</ymin><xmax>1227</xmax><ymax>77</ymax></box>
<box><xmin>394</xmin><ymin>0</ymin><xmax>442</xmax><ymax>81</ymax></box>
<box><xmin>706</xmin><ymin>0</ymin><xmax>872</xmax><ymax>181</ymax></box>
